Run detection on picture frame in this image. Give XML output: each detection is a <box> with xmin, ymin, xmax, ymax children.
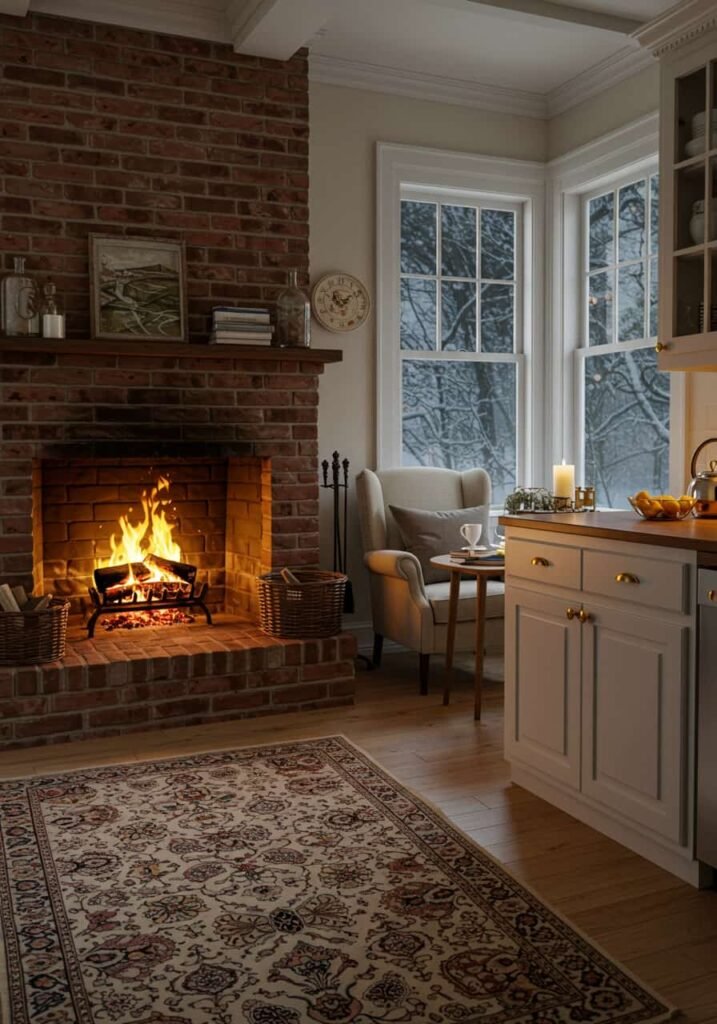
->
<box><xmin>89</xmin><ymin>235</ymin><xmax>188</xmax><ymax>342</ymax></box>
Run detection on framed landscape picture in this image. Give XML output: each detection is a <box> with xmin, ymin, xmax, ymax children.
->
<box><xmin>89</xmin><ymin>235</ymin><xmax>187</xmax><ymax>342</ymax></box>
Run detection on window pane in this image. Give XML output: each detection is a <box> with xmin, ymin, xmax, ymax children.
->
<box><xmin>481</xmin><ymin>209</ymin><xmax>515</xmax><ymax>281</ymax></box>
<box><xmin>589</xmin><ymin>193</ymin><xmax>614</xmax><ymax>269</ymax></box>
<box><xmin>442</xmin><ymin>281</ymin><xmax>476</xmax><ymax>351</ymax></box>
<box><xmin>649</xmin><ymin>256</ymin><xmax>659</xmax><ymax>338</ymax></box>
<box><xmin>584</xmin><ymin>348</ymin><xmax>669</xmax><ymax>509</ymax></box>
<box><xmin>402</xmin><ymin>359</ymin><xmax>517</xmax><ymax>503</ymax></box>
<box><xmin>618</xmin><ymin>263</ymin><xmax>645</xmax><ymax>341</ymax></box>
<box><xmin>481</xmin><ymin>283</ymin><xmax>514</xmax><ymax>352</ymax></box>
<box><xmin>401</xmin><ymin>278</ymin><xmax>436</xmax><ymax>350</ymax></box>
<box><xmin>401</xmin><ymin>201</ymin><xmax>436</xmax><ymax>274</ymax></box>
<box><xmin>650</xmin><ymin>175</ymin><xmax>659</xmax><ymax>257</ymax></box>
<box><xmin>618</xmin><ymin>179</ymin><xmax>647</xmax><ymax>262</ymax></box>
<box><xmin>588</xmin><ymin>271</ymin><xmax>613</xmax><ymax>346</ymax></box>
<box><xmin>441</xmin><ymin>205</ymin><xmax>476</xmax><ymax>278</ymax></box>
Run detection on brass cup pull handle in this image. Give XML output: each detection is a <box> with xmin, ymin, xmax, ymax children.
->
<box><xmin>566</xmin><ymin>607</ymin><xmax>576</xmax><ymax>620</ymax></box>
<box><xmin>531</xmin><ymin>556</ymin><xmax>550</xmax><ymax>567</ymax></box>
<box><xmin>709</xmin><ymin>590</ymin><xmax>717</xmax><ymax>602</ymax></box>
<box><xmin>578</xmin><ymin>608</ymin><xmax>591</xmax><ymax>624</ymax></box>
<box><xmin>615</xmin><ymin>572</ymin><xmax>640</xmax><ymax>585</ymax></box>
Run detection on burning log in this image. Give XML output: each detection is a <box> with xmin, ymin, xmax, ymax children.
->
<box><xmin>145</xmin><ymin>553</ymin><xmax>197</xmax><ymax>585</ymax></box>
<box><xmin>93</xmin><ymin>562</ymin><xmax>152</xmax><ymax>594</ymax></box>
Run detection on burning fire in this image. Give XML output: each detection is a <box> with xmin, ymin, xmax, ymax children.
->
<box><xmin>95</xmin><ymin>475</ymin><xmax>195</xmax><ymax>630</ymax></box>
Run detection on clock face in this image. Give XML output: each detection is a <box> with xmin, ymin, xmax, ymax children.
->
<box><xmin>311</xmin><ymin>273</ymin><xmax>370</xmax><ymax>333</ymax></box>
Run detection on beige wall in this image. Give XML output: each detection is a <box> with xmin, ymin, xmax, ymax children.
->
<box><xmin>547</xmin><ymin>64</ymin><xmax>659</xmax><ymax>159</ymax></box>
<box><xmin>310</xmin><ymin>81</ymin><xmax>547</xmax><ymax>628</ymax></box>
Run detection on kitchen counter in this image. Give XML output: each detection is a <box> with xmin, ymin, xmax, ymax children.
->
<box><xmin>499</xmin><ymin>509</ymin><xmax>717</xmax><ymax>555</ymax></box>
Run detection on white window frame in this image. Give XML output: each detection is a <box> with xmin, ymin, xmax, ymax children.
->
<box><xmin>377</xmin><ymin>143</ymin><xmax>546</xmax><ymax>502</ymax></box>
<box><xmin>548</xmin><ymin>112</ymin><xmax>685</xmax><ymax>498</ymax></box>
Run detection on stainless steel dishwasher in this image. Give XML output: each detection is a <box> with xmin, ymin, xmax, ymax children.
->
<box><xmin>697</xmin><ymin>569</ymin><xmax>717</xmax><ymax>870</ymax></box>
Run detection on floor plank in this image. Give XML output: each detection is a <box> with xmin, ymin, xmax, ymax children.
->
<box><xmin>0</xmin><ymin>650</ymin><xmax>715</xmax><ymax>1018</ymax></box>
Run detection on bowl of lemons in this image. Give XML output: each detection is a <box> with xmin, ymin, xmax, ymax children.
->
<box><xmin>628</xmin><ymin>490</ymin><xmax>697</xmax><ymax>520</ymax></box>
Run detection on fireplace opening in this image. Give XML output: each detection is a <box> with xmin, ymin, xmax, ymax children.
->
<box><xmin>33</xmin><ymin>455</ymin><xmax>271</xmax><ymax>633</ymax></box>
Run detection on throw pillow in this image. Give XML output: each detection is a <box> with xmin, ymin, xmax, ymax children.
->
<box><xmin>389</xmin><ymin>504</ymin><xmax>489</xmax><ymax>584</ymax></box>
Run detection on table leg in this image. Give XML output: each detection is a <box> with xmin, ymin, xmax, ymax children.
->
<box><xmin>442</xmin><ymin>572</ymin><xmax>461</xmax><ymax>707</ymax></box>
<box><xmin>474</xmin><ymin>575</ymin><xmax>487</xmax><ymax>722</ymax></box>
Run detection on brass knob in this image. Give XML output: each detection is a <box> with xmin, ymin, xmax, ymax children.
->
<box><xmin>531</xmin><ymin>556</ymin><xmax>549</xmax><ymax>567</ymax></box>
<box><xmin>709</xmin><ymin>590</ymin><xmax>717</xmax><ymax>602</ymax></box>
<box><xmin>578</xmin><ymin>608</ymin><xmax>590</xmax><ymax>624</ymax></box>
<box><xmin>615</xmin><ymin>572</ymin><xmax>640</xmax><ymax>584</ymax></box>
<box><xmin>655</xmin><ymin>341</ymin><xmax>667</xmax><ymax>353</ymax></box>
<box><xmin>566</xmin><ymin>607</ymin><xmax>576</xmax><ymax>620</ymax></box>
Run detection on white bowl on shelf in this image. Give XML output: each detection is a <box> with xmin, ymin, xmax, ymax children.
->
<box><xmin>692</xmin><ymin>110</ymin><xmax>717</xmax><ymax>132</ymax></box>
<box><xmin>686</xmin><ymin>137</ymin><xmax>706</xmax><ymax>158</ymax></box>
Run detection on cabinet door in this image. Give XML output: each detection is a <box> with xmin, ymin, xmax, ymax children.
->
<box><xmin>505</xmin><ymin>587</ymin><xmax>581</xmax><ymax>790</ymax></box>
<box><xmin>581</xmin><ymin>604</ymin><xmax>688</xmax><ymax>844</ymax></box>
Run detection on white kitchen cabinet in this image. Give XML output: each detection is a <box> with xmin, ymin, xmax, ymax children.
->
<box><xmin>504</xmin><ymin>587</ymin><xmax>581</xmax><ymax>791</ymax></box>
<box><xmin>503</xmin><ymin>522</ymin><xmax>700</xmax><ymax>884</ymax></box>
<box><xmin>581</xmin><ymin>604</ymin><xmax>688</xmax><ymax>845</ymax></box>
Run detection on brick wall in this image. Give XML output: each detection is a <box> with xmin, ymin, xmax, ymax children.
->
<box><xmin>0</xmin><ymin>12</ymin><xmax>309</xmax><ymax>338</ymax></box>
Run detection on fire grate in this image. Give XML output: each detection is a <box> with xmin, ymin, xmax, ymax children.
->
<box><xmin>87</xmin><ymin>554</ymin><xmax>212</xmax><ymax>638</ymax></box>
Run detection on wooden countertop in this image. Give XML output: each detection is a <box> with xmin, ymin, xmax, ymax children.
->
<box><xmin>499</xmin><ymin>510</ymin><xmax>717</xmax><ymax>554</ymax></box>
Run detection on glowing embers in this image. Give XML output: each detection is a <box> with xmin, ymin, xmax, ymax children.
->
<box><xmin>86</xmin><ymin>476</ymin><xmax>212</xmax><ymax>637</ymax></box>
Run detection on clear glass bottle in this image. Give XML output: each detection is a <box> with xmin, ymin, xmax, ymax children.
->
<box><xmin>275</xmin><ymin>270</ymin><xmax>310</xmax><ymax>348</ymax></box>
<box><xmin>41</xmin><ymin>281</ymin><xmax>65</xmax><ymax>339</ymax></box>
<box><xmin>0</xmin><ymin>256</ymin><xmax>40</xmax><ymax>337</ymax></box>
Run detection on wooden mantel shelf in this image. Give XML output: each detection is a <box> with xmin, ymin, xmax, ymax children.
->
<box><xmin>0</xmin><ymin>337</ymin><xmax>343</xmax><ymax>363</ymax></box>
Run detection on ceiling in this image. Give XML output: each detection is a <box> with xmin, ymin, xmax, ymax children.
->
<box><xmin>1</xmin><ymin>0</ymin><xmax>681</xmax><ymax>118</ymax></box>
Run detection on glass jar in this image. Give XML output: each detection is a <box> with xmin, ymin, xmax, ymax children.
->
<box><xmin>1</xmin><ymin>256</ymin><xmax>40</xmax><ymax>337</ymax></box>
<box><xmin>41</xmin><ymin>281</ymin><xmax>65</xmax><ymax>339</ymax></box>
<box><xmin>275</xmin><ymin>270</ymin><xmax>310</xmax><ymax>348</ymax></box>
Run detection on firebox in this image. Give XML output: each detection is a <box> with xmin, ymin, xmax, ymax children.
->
<box><xmin>33</xmin><ymin>455</ymin><xmax>271</xmax><ymax>633</ymax></box>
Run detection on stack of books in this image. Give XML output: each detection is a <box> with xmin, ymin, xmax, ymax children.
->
<box><xmin>210</xmin><ymin>306</ymin><xmax>274</xmax><ymax>346</ymax></box>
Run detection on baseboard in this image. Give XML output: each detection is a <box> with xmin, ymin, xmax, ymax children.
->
<box><xmin>344</xmin><ymin>620</ymin><xmax>503</xmax><ymax>659</ymax></box>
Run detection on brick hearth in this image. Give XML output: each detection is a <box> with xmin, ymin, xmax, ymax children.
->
<box><xmin>0</xmin><ymin>618</ymin><xmax>357</xmax><ymax>749</ymax></box>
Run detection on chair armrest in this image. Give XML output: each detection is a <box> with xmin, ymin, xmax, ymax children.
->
<box><xmin>364</xmin><ymin>549</ymin><xmax>429</xmax><ymax>606</ymax></box>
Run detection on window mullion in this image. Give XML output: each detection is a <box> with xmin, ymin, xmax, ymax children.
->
<box><xmin>436</xmin><ymin>204</ymin><xmax>442</xmax><ymax>351</ymax></box>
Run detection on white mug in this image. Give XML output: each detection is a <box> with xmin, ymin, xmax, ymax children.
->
<box><xmin>460</xmin><ymin>523</ymin><xmax>482</xmax><ymax>550</ymax></box>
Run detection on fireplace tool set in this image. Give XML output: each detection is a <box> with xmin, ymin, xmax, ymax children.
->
<box><xmin>86</xmin><ymin>554</ymin><xmax>212</xmax><ymax>638</ymax></box>
<box><xmin>321</xmin><ymin>451</ymin><xmax>355</xmax><ymax>614</ymax></box>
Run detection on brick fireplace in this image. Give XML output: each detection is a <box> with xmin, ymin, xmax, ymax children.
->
<box><xmin>0</xmin><ymin>339</ymin><xmax>355</xmax><ymax>748</ymax></box>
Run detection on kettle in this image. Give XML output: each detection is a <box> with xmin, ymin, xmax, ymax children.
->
<box><xmin>688</xmin><ymin>438</ymin><xmax>717</xmax><ymax>517</ymax></box>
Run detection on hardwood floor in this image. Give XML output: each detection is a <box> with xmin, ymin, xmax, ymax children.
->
<box><xmin>1</xmin><ymin>652</ymin><xmax>717</xmax><ymax>1020</ymax></box>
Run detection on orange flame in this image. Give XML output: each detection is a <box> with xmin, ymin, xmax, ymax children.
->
<box><xmin>98</xmin><ymin>476</ymin><xmax>186</xmax><ymax>597</ymax></box>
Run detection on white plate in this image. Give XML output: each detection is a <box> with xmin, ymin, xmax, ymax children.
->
<box><xmin>686</xmin><ymin>138</ymin><xmax>706</xmax><ymax>159</ymax></box>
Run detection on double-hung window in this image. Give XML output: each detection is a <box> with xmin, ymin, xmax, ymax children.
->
<box><xmin>580</xmin><ymin>172</ymin><xmax>669</xmax><ymax>507</ymax></box>
<box><xmin>397</xmin><ymin>190</ymin><xmax>524</xmax><ymax>505</ymax></box>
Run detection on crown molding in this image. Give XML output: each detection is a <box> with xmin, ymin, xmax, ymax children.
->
<box><xmin>632</xmin><ymin>0</ymin><xmax>717</xmax><ymax>57</ymax></box>
<box><xmin>309</xmin><ymin>54</ymin><xmax>548</xmax><ymax>119</ymax></box>
<box><xmin>546</xmin><ymin>43</ymin><xmax>655</xmax><ymax>117</ymax></box>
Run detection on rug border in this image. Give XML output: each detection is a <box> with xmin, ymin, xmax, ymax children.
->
<box><xmin>0</xmin><ymin>732</ymin><xmax>682</xmax><ymax>1024</ymax></box>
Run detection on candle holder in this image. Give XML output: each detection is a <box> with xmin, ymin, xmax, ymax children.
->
<box><xmin>574</xmin><ymin>486</ymin><xmax>596</xmax><ymax>511</ymax></box>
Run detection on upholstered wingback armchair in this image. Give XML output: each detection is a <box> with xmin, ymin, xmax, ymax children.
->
<box><xmin>356</xmin><ymin>467</ymin><xmax>504</xmax><ymax>693</ymax></box>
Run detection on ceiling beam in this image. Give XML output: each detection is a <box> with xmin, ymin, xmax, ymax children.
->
<box><xmin>0</xmin><ymin>0</ymin><xmax>30</xmax><ymax>15</ymax></box>
<box><xmin>464</xmin><ymin>0</ymin><xmax>644</xmax><ymax>35</ymax></box>
<box><xmin>226</xmin><ymin>0</ymin><xmax>335</xmax><ymax>60</ymax></box>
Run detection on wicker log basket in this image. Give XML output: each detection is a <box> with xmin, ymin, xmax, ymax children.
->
<box><xmin>258</xmin><ymin>569</ymin><xmax>347</xmax><ymax>639</ymax></box>
<box><xmin>0</xmin><ymin>599</ymin><xmax>70</xmax><ymax>666</ymax></box>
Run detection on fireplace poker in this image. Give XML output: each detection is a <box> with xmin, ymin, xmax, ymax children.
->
<box><xmin>342</xmin><ymin>457</ymin><xmax>354</xmax><ymax>613</ymax></box>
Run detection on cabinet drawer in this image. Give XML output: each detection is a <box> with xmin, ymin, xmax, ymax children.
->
<box><xmin>506</xmin><ymin>537</ymin><xmax>581</xmax><ymax>590</ymax></box>
<box><xmin>583</xmin><ymin>548</ymin><xmax>689</xmax><ymax>614</ymax></box>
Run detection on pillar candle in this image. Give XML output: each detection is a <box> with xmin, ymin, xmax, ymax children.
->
<box><xmin>553</xmin><ymin>460</ymin><xmax>575</xmax><ymax>500</ymax></box>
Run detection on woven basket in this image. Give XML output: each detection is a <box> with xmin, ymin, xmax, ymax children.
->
<box><xmin>0</xmin><ymin>600</ymin><xmax>70</xmax><ymax>666</ymax></box>
<box><xmin>258</xmin><ymin>569</ymin><xmax>347</xmax><ymax>639</ymax></box>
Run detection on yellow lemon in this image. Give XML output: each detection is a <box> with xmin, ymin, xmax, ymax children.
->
<box><xmin>634</xmin><ymin>489</ymin><xmax>651</xmax><ymax>501</ymax></box>
<box><xmin>661</xmin><ymin>498</ymin><xmax>680</xmax><ymax>517</ymax></box>
<box><xmin>646</xmin><ymin>500</ymin><xmax>664</xmax><ymax>518</ymax></box>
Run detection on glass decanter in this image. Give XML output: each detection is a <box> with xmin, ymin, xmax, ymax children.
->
<box><xmin>41</xmin><ymin>281</ymin><xmax>65</xmax><ymax>339</ymax></box>
<box><xmin>1</xmin><ymin>256</ymin><xmax>40</xmax><ymax>337</ymax></box>
<box><xmin>275</xmin><ymin>270</ymin><xmax>311</xmax><ymax>348</ymax></box>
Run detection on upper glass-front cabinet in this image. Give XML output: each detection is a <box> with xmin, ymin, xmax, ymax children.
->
<box><xmin>658</xmin><ymin>33</ymin><xmax>717</xmax><ymax>369</ymax></box>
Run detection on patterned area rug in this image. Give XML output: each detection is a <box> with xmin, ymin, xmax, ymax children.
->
<box><xmin>0</xmin><ymin>736</ymin><xmax>674</xmax><ymax>1024</ymax></box>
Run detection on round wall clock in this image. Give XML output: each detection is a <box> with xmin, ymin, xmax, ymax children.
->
<box><xmin>311</xmin><ymin>272</ymin><xmax>371</xmax><ymax>333</ymax></box>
